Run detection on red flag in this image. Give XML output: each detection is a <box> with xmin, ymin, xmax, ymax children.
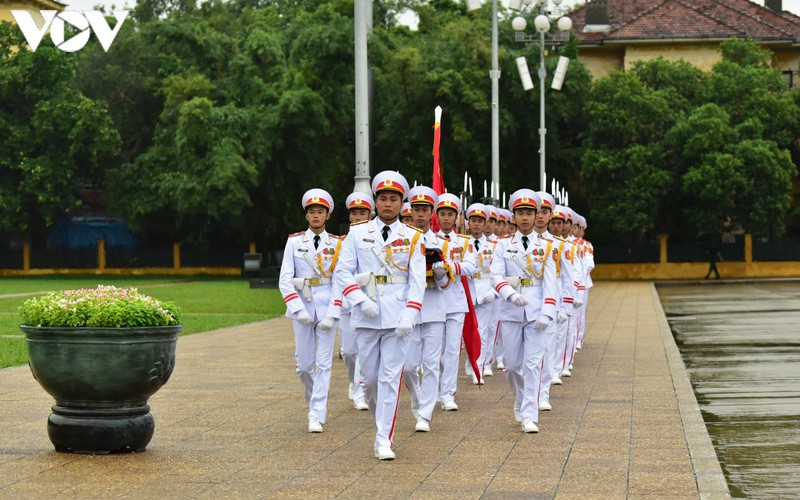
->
<box><xmin>431</xmin><ymin>106</ymin><xmax>445</xmax><ymax>232</ymax></box>
<box><xmin>431</xmin><ymin>106</ymin><xmax>482</xmax><ymax>383</ymax></box>
<box><xmin>460</xmin><ymin>275</ymin><xmax>483</xmax><ymax>384</ymax></box>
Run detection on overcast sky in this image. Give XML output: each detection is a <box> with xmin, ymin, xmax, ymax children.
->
<box><xmin>61</xmin><ymin>0</ymin><xmax>800</xmax><ymax>21</ymax></box>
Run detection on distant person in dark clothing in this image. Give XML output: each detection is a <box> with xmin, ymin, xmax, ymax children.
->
<box><xmin>705</xmin><ymin>243</ymin><xmax>723</xmax><ymax>280</ymax></box>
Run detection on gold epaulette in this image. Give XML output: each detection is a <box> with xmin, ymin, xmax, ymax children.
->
<box><xmin>458</xmin><ymin>233</ymin><xmax>471</xmax><ymax>239</ymax></box>
<box><xmin>330</xmin><ymin>234</ymin><xmax>344</xmax><ymax>240</ymax></box>
<box><xmin>350</xmin><ymin>220</ymin><xmax>368</xmax><ymax>226</ymax></box>
<box><xmin>289</xmin><ymin>231</ymin><xmax>304</xmax><ymax>237</ymax></box>
<box><xmin>404</xmin><ymin>223</ymin><xmax>423</xmax><ymax>233</ymax></box>
<box><xmin>539</xmin><ymin>236</ymin><xmax>554</xmax><ymax>243</ymax></box>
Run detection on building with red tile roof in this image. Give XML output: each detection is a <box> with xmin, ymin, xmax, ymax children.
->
<box><xmin>571</xmin><ymin>0</ymin><xmax>800</xmax><ymax>85</ymax></box>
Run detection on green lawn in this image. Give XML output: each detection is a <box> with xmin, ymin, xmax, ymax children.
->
<box><xmin>0</xmin><ymin>276</ymin><xmax>285</xmax><ymax>369</ymax></box>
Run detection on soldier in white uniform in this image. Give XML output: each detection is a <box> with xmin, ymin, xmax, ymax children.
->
<box><xmin>485</xmin><ymin>206</ymin><xmax>505</xmax><ymax>372</ymax></box>
<box><xmin>560</xmin><ymin>208</ymin><xmax>585</xmax><ymax>378</ymax></box>
<box><xmin>400</xmin><ymin>202</ymin><xmax>413</xmax><ymax>225</ymax></box>
<box><xmin>279</xmin><ymin>189</ymin><xmax>343</xmax><ymax>433</ymax></box>
<box><xmin>464</xmin><ymin>203</ymin><xmax>498</xmax><ymax>380</ymax></box>
<box><xmin>340</xmin><ymin>192</ymin><xmax>374</xmax><ymax>411</ymax></box>
<box><xmin>570</xmin><ymin>214</ymin><xmax>594</xmax><ymax>356</ymax></box>
<box><xmin>548</xmin><ymin>205</ymin><xmax>580</xmax><ymax>387</ymax></box>
<box><xmin>573</xmin><ymin>215</ymin><xmax>594</xmax><ymax>351</ymax></box>
<box><xmin>490</xmin><ymin>189</ymin><xmax>558</xmax><ymax>433</ymax></box>
<box><xmin>533</xmin><ymin>194</ymin><xmax>576</xmax><ymax>412</ymax></box>
<box><xmin>404</xmin><ymin>186</ymin><xmax>450</xmax><ymax>432</ymax></box>
<box><xmin>435</xmin><ymin>193</ymin><xmax>476</xmax><ymax>406</ymax></box>
<box><xmin>334</xmin><ymin>171</ymin><xmax>426</xmax><ymax>461</ymax></box>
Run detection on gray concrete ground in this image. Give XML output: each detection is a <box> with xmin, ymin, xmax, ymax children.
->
<box><xmin>0</xmin><ymin>282</ymin><xmax>730</xmax><ymax>499</ymax></box>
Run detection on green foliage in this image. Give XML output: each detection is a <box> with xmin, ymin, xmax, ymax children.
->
<box><xmin>583</xmin><ymin>39</ymin><xmax>799</xmax><ymax>240</ymax></box>
<box><xmin>19</xmin><ymin>285</ymin><xmax>181</xmax><ymax>328</ymax></box>
<box><xmin>3</xmin><ymin>8</ymin><xmax>797</xmax><ymax>247</ymax></box>
<box><xmin>0</xmin><ymin>22</ymin><xmax>120</xmax><ymax>237</ymax></box>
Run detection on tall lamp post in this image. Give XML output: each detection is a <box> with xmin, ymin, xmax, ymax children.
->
<box><xmin>510</xmin><ymin>0</ymin><xmax>572</xmax><ymax>192</ymax></box>
<box><xmin>467</xmin><ymin>0</ymin><xmax>501</xmax><ymax>207</ymax></box>
<box><xmin>353</xmin><ymin>0</ymin><xmax>372</xmax><ymax>194</ymax></box>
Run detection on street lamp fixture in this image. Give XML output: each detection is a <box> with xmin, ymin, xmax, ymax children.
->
<box><xmin>511</xmin><ymin>0</ymin><xmax>572</xmax><ymax>192</ymax></box>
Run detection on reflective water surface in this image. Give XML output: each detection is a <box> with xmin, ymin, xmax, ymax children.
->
<box><xmin>658</xmin><ymin>281</ymin><xmax>800</xmax><ymax>499</ymax></box>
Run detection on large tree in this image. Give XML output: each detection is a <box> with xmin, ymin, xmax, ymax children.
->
<box><xmin>581</xmin><ymin>39</ymin><xmax>799</xmax><ymax>241</ymax></box>
<box><xmin>0</xmin><ymin>22</ymin><xmax>120</xmax><ymax>243</ymax></box>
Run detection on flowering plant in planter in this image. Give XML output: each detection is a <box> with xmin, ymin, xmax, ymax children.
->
<box><xmin>19</xmin><ymin>285</ymin><xmax>182</xmax><ymax>454</ymax></box>
<box><xmin>20</xmin><ymin>285</ymin><xmax>181</xmax><ymax>328</ymax></box>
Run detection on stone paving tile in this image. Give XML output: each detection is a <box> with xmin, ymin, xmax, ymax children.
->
<box><xmin>0</xmin><ymin>282</ymin><xmax>731</xmax><ymax>498</ymax></box>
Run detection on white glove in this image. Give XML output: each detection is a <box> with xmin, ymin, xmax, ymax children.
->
<box><xmin>510</xmin><ymin>293</ymin><xmax>528</xmax><ymax>307</ymax></box>
<box><xmin>432</xmin><ymin>262</ymin><xmax>447</xmax><ymax>278</ymax></box>
<box><xmin>296</xmin><ymin>309</ymin><xmax>313</xmax><ymax>325</ymax></box>
<box><xmin>480</xmin><ymin>291</ymin><xmax>496</xmax><ymax>304</ymax></box>
<box><xmin>318</xmin><ymin>317</ymin><xmax>336</xmax><ymax>332</ymax></box>
<box><xmin>534</xmin><ymin>314</ymin><xmax>550</xmax><ymax>330</ymax></box>
<box><xmin>556</xmin><ymin>311</ymin><xmax>569</xmax><ymax>324</ymax></box>
<box><xmin>574</xmin><ymin>296</ymin><xmax>585</xmax><ymax>308</ymax></box>
<box><xmin>396</xmin><ymin>320</ymin><xmax>413</xmax><ymax>338</ymax></box>
<box><xmin>359</xmin><ymin>299</ymin><xmax>379</xmax><ymax>318</ymax></box>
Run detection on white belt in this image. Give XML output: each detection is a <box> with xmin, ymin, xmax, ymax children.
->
<box><xmin>355</xmin><ymin>273</ymin><xmax>409</xmax><ymax>300</ymax></box>
<box><xmin>291</xmin><ymin>277</ymin><xmax>332</xmax><ymax>301</ymax></box>
<box><xmin>472</xmin><ymin>273</ymin><xmax>489</xmax><ymax>280</ymax></box>
<box><xmin>505</xmin><ymin>276</ymin><xmax>542</xmax><ymax>292</ymax></box>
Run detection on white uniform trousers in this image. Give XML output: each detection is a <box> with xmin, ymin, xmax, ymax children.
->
<box><xmin>439</xmin><ymin>312</ymin><xmax>465</xmax><ymax>403</ymax></box>
<box><xmin>577</xmin><ymin>290</ymin><xmax>589</xmax><ymax>347</ymax></box>
<box><xmin>500</xmin><ymin>319</ymin><xmax>546</xmax><ymax>423</ymax></box>
<box><xmin>340</xmin><ymin>313</ymin><xmax>364</xmax><ymax>402</ymax></box>
<box><xmin>356</xmin><ymin>327</ymin><xmax>409</xmax><ymax>449</ymax></box>
<box><xmin>493</xmin><ymin>310</ymin><xmax>504</xmax><ymax>366</ymax></box>
<box><xmin>565</xmin><ymin>313</ymin><xmax>579</xmax><ymax>371</ymax></box>
<box><xmin>552</xmin><ymin>315</ymin><xmax>570</xmax><ymax>379</ymax></box>
<box><xmin>538</xmin><ymin>320</ymin><xmax>561</xmax><ymax>404</ymax></box>
<box><xmin>403</xmin><ymin>322</ymin><xmax>444</xmax><ymax>421</ymax></box>
<box><xmin>294</xmin><ymin>318</ymin><xmax>337</xmax><ymax>424</ymax></box>
<box><xmin>474</xmin><ymin>300</ymin><xmax>496</xmax><ymax>373</ymax></box>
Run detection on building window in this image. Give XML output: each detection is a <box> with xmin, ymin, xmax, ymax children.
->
<box><xmin>782</xmin><ymin>70</ymin><xmax>794</xmax><ymax>88</ymax></box>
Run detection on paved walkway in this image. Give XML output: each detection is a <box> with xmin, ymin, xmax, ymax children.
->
<box><xmin>0</xmin><ymin>282</ymin><xmax>730</xmax><ymax>499</ymax></box>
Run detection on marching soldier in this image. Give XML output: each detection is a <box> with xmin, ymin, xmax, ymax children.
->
<box><xmin>506</xmin><ymin>209</ymin><xmax>517</xmax><ymax>236</ymax></box>
<box><xmin>573</xmin><ymin>215</ymin><xmax>594</xmax><ymax>351</ymax></box>
<box><xmin>547</xmin><ymin>205</ymin><xmax>579</xmax><ymax>387</ymax></box>
<box><xmin>340</xmin><ymin>192</ymin><xmax>374</xmax><ymax>411</ymax></box>
<box><xmin>533</xmin><ymin>194</ymin><xmax>576</xmax><ymax>411</ymax></box>
<box><xmin>484</xmin><ymin>205</ymin><xmax>498</xmax><ymax>240</ymax></box>
<box><xmin>404</xmin><ymin>185</ymin><xmax>450</xmax><ymax>432</ymax></box>
<box><xmin>490</xmin><ymin>189</ymin><xmax>558</xmax><ymax>433</ymax></box>
<box><xmin>486</xmin><ymin>206</ymin><xmax>506</xmax><ymax>371</ymax></box>
<box><xmin>334</xmin><ymin>171</ymin><xmax>426</xmax><ymax>460</ymax></box>
<box><xmin>560</xmin><ymin>207</ymin><xmax>584</xmax><ymax>378</ymax></box>
<box><xmin>279</xmin><ymin>189</ymin><xmax>342</xmax><ymax>433</ymax></box>
<box><xmin>464</xmin><ymin>203</ymin><xmax>498</xmax><ymax>379</ymax></box>
<box><xmin>400</xmin><ymin>202</ymin><xmax>414</xmax><ymax>225</ymax></box>
<box><xmin>435</xmin><ymin>193</ymin><xmax>478</xmax><ymax>400</ymax></box>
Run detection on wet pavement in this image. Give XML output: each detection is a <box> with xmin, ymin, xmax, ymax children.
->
<box><xmin>0</xmin><ymin>282</ymin><xmax>729</xmax><ymax>498</ymax></box>
<box><xmin>658</xmin><ymin>281</ymin><xmax>800</xmax><ymax>499</ymax></box>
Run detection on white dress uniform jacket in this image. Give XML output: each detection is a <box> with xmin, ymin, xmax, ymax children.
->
<box><xmin>335</xmin><ymin>219</ymin><xmax>426</xmax><ymax>330</ymax></box>
<box><xmin>490</xmin><ymin>232</ymin><xmax>558</xmax><ymax>322</ymax></box>
<box><xmin>279</xmin><ymin>229</ymin><xmax>342</xmax><ymax>321</ymax></box>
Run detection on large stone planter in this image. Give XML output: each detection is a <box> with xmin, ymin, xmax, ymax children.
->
<box><xmin>21</xmin><ymin>325</ymin><xmax>181</xmax><ymax>454</ymax></box>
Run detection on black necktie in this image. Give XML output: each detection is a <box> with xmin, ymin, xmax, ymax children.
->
<box><xmin>474</xmin><ymin>239</ymin><xmax>480</xmax><ymax>251</ymax></box>
<box><xmin>382</xmin><ymin>226</ymin><xmax>390</xmax><ymax>241</ymax></box>
<box><xmin>313</xmin><ymin>235</ymin><xmax>320</xmax><ymax>250</ymax></box>
<box><xmin>522</xmin><ymin>236</ymin><xmax>529</xmax><ymax>251</ymax></box>
<box><xmin>444</xmin><ymin>233</ymin><xmax>450</xmax><ymax>240</ymax></box>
